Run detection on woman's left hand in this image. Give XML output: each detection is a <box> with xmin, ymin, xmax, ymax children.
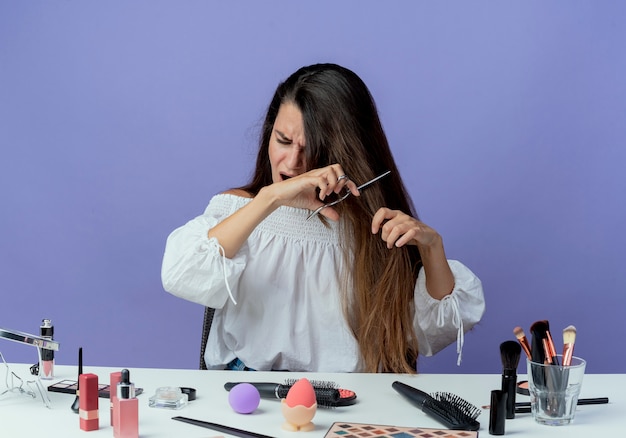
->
<box><xmin>371</xmin><ymin>207</ymin><xmax>442</xmax><ymax>250</ymax></box>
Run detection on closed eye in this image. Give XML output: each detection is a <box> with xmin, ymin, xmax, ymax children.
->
<box><xmin>275</xmin><ymin>130</ymin><xmax>292</xmax><ymax>145</ymax></box>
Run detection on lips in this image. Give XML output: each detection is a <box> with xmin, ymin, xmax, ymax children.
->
<box><xmin>280</xmin><ymin>173</ymin><xmax>293</xmax><ymax>181</ymax></box>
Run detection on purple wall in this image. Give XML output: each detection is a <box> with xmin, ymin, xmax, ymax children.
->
<box><xmin>1</xmin><ymin>1</ymin><xmax>625</xmax><ymax>374</ymax></box>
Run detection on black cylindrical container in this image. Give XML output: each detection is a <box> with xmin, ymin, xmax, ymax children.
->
<box><xmin>489</xmin><ymin>389</ymin><xmax>507</xmax><ymax>435</ymax></box>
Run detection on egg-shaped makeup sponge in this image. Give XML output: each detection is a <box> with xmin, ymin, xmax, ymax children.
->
<box><xmin>228</xmin><ymin>383</ymin><xmax>261</xmax><ymax>414</ymax></box>
<box><xmin>285</xmin><ymin>378</ymin><xmax>317</xmax><ymax>408</ymax></box>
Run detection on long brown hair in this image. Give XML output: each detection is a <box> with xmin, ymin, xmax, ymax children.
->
<box><xmin>241</xmin><ymin>64</ymin><xmax>422</xmax><ymax>373</ymax></box>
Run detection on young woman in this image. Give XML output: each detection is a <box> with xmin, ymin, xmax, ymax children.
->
<box><xmin>161</xmin><ymin>63</ymin><xmax>484</xmax><ymax>373</ymax></box>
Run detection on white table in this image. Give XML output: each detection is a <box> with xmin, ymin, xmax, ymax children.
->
<box><xmin>0</xmin><ymin>364</ymin><xmax>622</xmax><ymax>437</ymax></box>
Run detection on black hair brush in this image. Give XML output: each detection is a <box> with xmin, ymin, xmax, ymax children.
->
<box><xmin>392</xmin><ymin>381</ymin><xmax>481</xmax><ymax>431</ymax></box>
<box><xmin>224</xmin><ymin>379</ymin><xmax>357</xmax><ymax>408</ymax></box>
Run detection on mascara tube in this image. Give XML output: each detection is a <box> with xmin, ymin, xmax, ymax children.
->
<box><xmin>39</xmin><ymin>319</ymin><xmax>54</xmax><ymax>379</ymax></box>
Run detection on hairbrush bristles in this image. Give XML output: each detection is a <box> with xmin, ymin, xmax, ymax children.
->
<box><xmin>432</xmin><ymin>392</ymin><xmax>482</xmax><ymax>419</ymax></box>
<box><xmin>425</xmin><ymin>392</ymin><xmax>481</xmax><ymax>431</ymax></box>
<box><xmin>282</xmin><ymin>379</ymin><xmax>342</xmax><ymax>408</ymax></box>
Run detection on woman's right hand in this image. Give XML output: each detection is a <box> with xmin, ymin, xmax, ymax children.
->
<box><xmin>263</xmin><ymin>164</ymin><xmax>359</xmax><ymax>220</ymax></box>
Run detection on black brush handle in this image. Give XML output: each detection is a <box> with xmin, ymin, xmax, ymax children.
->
<box><xmin>392</xmin><ymin>381</ymin><xmax>430</xmax><ymax>408</ymax></box>
<box><xmin>224</xmin><ymin>382</ymin><xmax>282</xmax><ymax>399</ymax></box>
<box><xmin>392</xmin><ymin>381</ymin><xmax>458</xmax><ymax>429</ymax></box>
<box><xmin>502</xmin><ymin>371</ymin><xmax>517</xmax><ymax>419</ymax></box>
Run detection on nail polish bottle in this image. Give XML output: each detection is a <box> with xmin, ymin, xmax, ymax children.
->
<box><xmin>79</xmin><ymin>373</ymin><xmax>99</xmax><ymax>431</ymax></box>
<box><xmin>113</xmin><ymin>369</ymin><xmax>138</xmax><ymax>438</ymax></box>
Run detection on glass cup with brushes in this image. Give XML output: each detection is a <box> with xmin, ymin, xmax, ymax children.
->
<box><xmin>525</xmin><ymin>322</ymin><xmax>584</xmax><ymax>426</ymax></box>
<box><xmin>527</xmin><ymin>355</ymin><xmax>586</xmax><ymax>426</ymax></box>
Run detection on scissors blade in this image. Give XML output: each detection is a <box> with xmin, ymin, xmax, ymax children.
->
<box><xmin>305</xmin><ymin>170</ymin><xmax>391</xmax><ymax>221</ymax></box>
<box><xmin>357</xmin><ymin>170</ymin><xmax>391</xmax><ymax>191</ymax></box>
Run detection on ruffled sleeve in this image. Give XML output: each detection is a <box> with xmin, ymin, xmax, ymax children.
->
<box><xmin>413</xmin><ymin>260</ymin><xmax>485</xmax><ymax>365</ymax></box>
<box><xmin>161</xmin><ymin>196</ymin><xmax>247</xmax><ymax>309</ymax></box>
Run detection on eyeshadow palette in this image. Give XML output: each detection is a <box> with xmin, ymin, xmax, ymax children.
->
<box><xmin>47</xmin><ymin>379</ymin><xmax>143</xmax><ymax>399</ymax></box>
<box><xmin>324</xmin><ymin>422</ymin><xmax>479</xmax><ymax>438</ymax></box>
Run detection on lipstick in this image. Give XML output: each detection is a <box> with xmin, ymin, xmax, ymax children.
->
<box><xmin>79</xmin><ymin>373</ymin><xmax>99</xmax><ymax>431</ymax></box>
<box><xmin>39</xmin><ymin>319</ymin><xmax>54</xmax><ymax>379</ymax></box>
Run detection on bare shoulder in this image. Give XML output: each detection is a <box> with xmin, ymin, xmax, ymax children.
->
<box><xmin>223</xmin><ymin>188</ymin><xmax>253</xmax><ymax>198</ymax></box>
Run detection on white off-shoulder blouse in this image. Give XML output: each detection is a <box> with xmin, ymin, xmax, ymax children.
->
<box><xmin>161</xmin><ymin>194</ymin><xmax>485</xmax><ymax>372</ymax></box>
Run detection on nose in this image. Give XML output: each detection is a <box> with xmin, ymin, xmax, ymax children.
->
<box><xmin>286</xmin><ymin>146</ymin><xmax>305</xmax><ymax>171</ymax></box>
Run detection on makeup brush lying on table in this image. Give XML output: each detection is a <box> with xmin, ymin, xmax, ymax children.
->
<box><xmin>482</xmin><ymin>397</ymin><xmax>609</xmax><ymax>413</ymax></box>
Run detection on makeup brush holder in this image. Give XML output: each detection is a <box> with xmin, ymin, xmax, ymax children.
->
<box><xmin>527</xmin><ymin>355</ymin><xmax>586</xmax><ymax>426</ymax></box>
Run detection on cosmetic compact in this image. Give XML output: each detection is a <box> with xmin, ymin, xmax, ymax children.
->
<box><xmin>149</xmin><ymin>387</ymin><xmax>189</xmax><ymax>410</ymax></box>
<box><xmin>516</xmin><ymin>380</ymin><xmax>530</xmax><ymax>396</ymax></box>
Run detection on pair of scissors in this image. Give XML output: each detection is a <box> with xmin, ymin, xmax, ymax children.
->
<box><xmin>306</xmin><ymin>170</ymin><xmax>391</xmax><ymax>220</ymax></box>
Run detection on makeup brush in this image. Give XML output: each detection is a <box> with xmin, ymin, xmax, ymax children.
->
<box><xmin>500</xmin><ymin>340</ymin><xmax>522</xmax><ymax>419</ymax></box>
<box><xmin>392</xmin><ymin>381</ymin><xmax>481</xmax><ymax>431</ymax></box>
<box><xmin>544</xmin><ymin>324</ymin><xmax>560</xmax><ymax>366</ymax></box>
<box><xmin>562</xmin><ymin>325</ymin><xmax>577</xmax><ymax>366</ymax></box>
<box><xmin>530</xmin><ymin>320</ymin><xmax>558</xmax><ymax>365</ymax></box>
<box><xmin>224</xmin><ymin>379</ymin><xmax>356</xmax><ymax>408</ymax></box>
<box><xmin>71</xmin><ymin>347</ymin><xmax>82</xmax><ymax>413</ymax></box>
<box><xmin>513</xmin><ymin>326</ymin><xmax>532</xmax><ymax>359</ymax></box>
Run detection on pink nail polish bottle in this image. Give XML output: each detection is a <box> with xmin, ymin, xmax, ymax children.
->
<box><xmin>113</xmin><ymin>369</ymin><xmax>138</xmax><ymax>438</ymax></box>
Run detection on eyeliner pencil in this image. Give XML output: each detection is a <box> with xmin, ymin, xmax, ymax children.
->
<box><xmin>483</xmin><ymin>397</ymin><xmax>609</xmax><ymax>413</ymax></box>
<box><xmin>515</xmin><ymin>397</ymin><xmax>608</xmax><ymax>413</ymax></box>
<box><xmin>172</xmin><ymin>416</ymin><xmax>274</xmax><ymax>438</ymax></box>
